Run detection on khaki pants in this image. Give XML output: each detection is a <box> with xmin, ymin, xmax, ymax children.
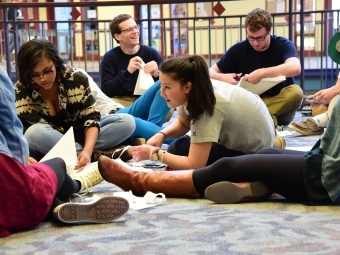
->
<box><xmin>261</xmin><ymin>84</ymin><xmax>303</xmax><ymax>126</ymax></box>
<box><xmin>111</xmin><ymin>96</ymin><xmax>139</xmax><ymax>107</ymax></box>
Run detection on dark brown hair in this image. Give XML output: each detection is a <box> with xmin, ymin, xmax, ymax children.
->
<box><xmin>17</xmin><ymin>38</ymin><xmax>65</xmax><ymax>86</ymax></box>
<box><xmin>159</xmin><ymin>55</ymin><xmax>216</xmax><ymax>123</ymax></box>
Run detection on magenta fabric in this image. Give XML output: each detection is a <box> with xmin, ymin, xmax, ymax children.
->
<box><xmin>0</xmin><ymin>153</ymin><xmax>57</xmax><ymax>237</ymax></box>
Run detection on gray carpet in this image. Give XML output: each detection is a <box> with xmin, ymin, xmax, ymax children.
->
<box><xmin>2</xmin><ymin>112</ymin><xmax>339</xmax><ymax>255</ymax></box>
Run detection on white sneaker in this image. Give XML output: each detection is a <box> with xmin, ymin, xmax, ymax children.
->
<box><xmin>71</xmin><ymin>162</ymin><xmax>103</xmax><ymax>194</ymax></box>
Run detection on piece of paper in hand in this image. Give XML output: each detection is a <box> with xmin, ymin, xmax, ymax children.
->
<box><xmin>113</xmin><ymin>190</ymin><xmax>166</xmax><ymax>210</ymax></box>
<box><xmin>237</xmin><ymin>75</ymin><xmax>286</xmax><ymax>95</ymax></box>
<box><xmin>133</xmin><ymin>62</ymin><xmax>155</xmax><ymax>95</ymax></box>
<box><xmin>39</xmin><ymin>127</ymin><xmax>77</xmax><ymax>174</ymax></box>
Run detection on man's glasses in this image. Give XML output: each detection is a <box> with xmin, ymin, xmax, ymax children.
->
<box><xmin>121</xmin><ymin>24</ymin><xmax>140</xmax><ymax>33</ymax></box>
<box><xmin>247</xmin><ymin>32</ymin><xmax>268</xmax><ymax>42</ymax></box>
<box><xmin>31</xmin><ymin>67</ymin><xmax>54</xmax><ymax>81</ymax></box>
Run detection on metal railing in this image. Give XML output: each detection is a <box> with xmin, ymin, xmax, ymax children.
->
<box><xmin>0</xmin><ymin>0</ymin><xmax>339</xmax><ymax>91</ymax></box>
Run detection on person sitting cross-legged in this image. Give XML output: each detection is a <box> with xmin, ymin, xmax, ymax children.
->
<box><xmin>289</xmin><ymin>75</ymin><xmax>340</xmax><ymax>136</ymax></box>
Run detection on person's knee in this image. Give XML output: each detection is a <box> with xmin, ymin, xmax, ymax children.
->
<box><xmin>286</xmin><ymin>85</ymin><xmax>304</xmax><ymax>107</ymax></box>
<box><xmin>115</xmin><ymin>113</ymin><xmax>136</xmax><ymax>135</ymax></box>
<box><xmin>167</xmin><ymin>137</ymin><xmax>190</xmax><ymax>155</ymax></box>
<box><xmin>24</xmin><ymin>123</ymin><xmax>51</xmax><ymax>142</ymax></box>
<box><xmin>256</xmin><ymin>147</ymin><xmax>283</xmax><ymax>154</ymax></box>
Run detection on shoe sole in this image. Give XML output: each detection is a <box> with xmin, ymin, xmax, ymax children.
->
<box><xmin>204</xmin><ymin>181</ymin><xmax>270</xmax><ymax>204</ymax></box>
<box><xmin>288</xmin><ymin>123</ymin><xmax>324</xmax><ymax>136</ymax></box>
<box><xmin>55</xmin><ymin>196</ymin><xmax>129</xmax><ymax>224</ymax></box>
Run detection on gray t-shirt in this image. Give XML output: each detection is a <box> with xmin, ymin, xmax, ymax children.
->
<box><xmin>177</xmin><ymin>79</ymin><xmax>275</xmax><ymax>154</ymax></box>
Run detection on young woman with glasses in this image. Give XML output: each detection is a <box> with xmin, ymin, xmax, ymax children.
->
<box><xmin>15</xmin><ymin>38</ymin><xmax>136</xmax><ymax>170</ymax></box>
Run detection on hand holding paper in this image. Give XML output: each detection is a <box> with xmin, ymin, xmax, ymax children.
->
<box><xmin>237</xmin><ymin>75</ymin><xmax>286</xmax><ymax>95</ymax></box>
<box><xmin>134</xmin><ymin>62</ymin><xmax>155</xmax><ymax>95</ymax></box>
<box><xmin>39</xmin><ymin>127</ymin><xmax>77</xmax><ymax>175</ymax></box>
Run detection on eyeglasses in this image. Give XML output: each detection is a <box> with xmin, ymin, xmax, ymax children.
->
<box><xmin>247</xmin><ymin>32</ymin><xmax>268</xmax><ymax>42</ymax></box>
<box><xmin>31</xmin><ymin>67</ymin><xmax>54</xmax><ymax>81</ymax></box>
<box><xmin>120</xmin><ymin>24</ymin><xmax>140</xmax><ymax>33</ymax></box>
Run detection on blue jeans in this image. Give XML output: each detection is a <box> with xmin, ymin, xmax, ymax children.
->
<box><xmin>0</xmin><ymin>66</ymin><xmax>29</xmax><ymax>164</ymax></box>
<box><xmin>117</xmin><ymin>81</ymin><xmax>170</xmax><ymax>127</ymax></box>
<box><xmin>25</xmin><ymin>113</ymin><xmax>135</xmax><ymax>159</ymax></box>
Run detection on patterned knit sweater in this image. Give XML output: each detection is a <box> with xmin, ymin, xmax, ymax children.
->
<box><xmin>15</xmin><ymin>65</ymin><xmax>100</xmax><ymax>134</ymax></box>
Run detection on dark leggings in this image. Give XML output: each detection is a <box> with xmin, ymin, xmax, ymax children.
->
<box><xmin>192</xmin><ymin>148</ymin><xmax>309</xmax><ymax>203</ymax></box>
<box><xmin>168</xmin><ymin>137</ymin><xmax>245</xmax><ymax>166</ymax></box>
<box><xmin>42</xmin><ymin>158</ymin><xmax>80</xmax><ymax>214</ymax></box>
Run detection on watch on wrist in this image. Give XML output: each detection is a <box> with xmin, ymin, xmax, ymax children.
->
<box><xmin>152</xmin><ymin>147</ymin><xmax>161</xmax><ymax>161</ymax></box>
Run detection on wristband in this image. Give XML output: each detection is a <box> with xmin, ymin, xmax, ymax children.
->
<box><xmin>161</xmin><ymin>151</ymin><xmax>166</xmax><ymax>164</ymax></box>
<box><xmin>158</xmin><ymin>131</ymin><xmax>166</xmax><ymax>138</ymax></box>
<box><xmin>332</xmin><ymin>86</ymin><xmax>340</xmax><ymax>96</ymax></box>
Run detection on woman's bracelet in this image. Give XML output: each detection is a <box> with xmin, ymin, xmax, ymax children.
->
<box><xmin>332</xmin><ymin>86</ymin><xmax>340</xmax><ymax>96</ymax></box>
<box><xmin>158</xmin><ymin>131</ymin><xmax>166</xmax><ymax>138</ymax></box>
<box><xmin>161</xmin><ymin>151</ymin><xmax>166</xmax><ymax>164</ymax></box>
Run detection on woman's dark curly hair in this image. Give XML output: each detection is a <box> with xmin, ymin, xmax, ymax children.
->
<box><xmin>17</xmin><ymin>38</ymin><xmax>65</xmax><ymax>86</ymax></box>
<box><xmin>159</xmin><ymin>55</ymin><xmax>216</xmax><ymax>123</ymax></box>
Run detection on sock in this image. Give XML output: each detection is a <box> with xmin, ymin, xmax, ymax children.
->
<box><xmin>312</xmin><ymin>113</ymin><xmax>329</xmax><ymax>128</ymax></box>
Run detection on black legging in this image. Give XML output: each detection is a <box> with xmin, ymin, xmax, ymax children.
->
<box><xmin>42</xmin><ymin>158</ymin><xmax>80</xmax><ymax>214</ymax></box>
<box><xmin>192</xmin><ymin>148</ymin><xmax>310</xmax><ymax>203</ymax></box>
<box><xmin>168</xmin><ymin>137</ymin><xmax>245</xmax><ymax>166</ymax></box>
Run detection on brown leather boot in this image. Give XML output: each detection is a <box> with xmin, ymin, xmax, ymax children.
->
<box><xmin>98</xmin><ymin>156</ymin><xmax>200</xmax><ymax>198</ymax></box>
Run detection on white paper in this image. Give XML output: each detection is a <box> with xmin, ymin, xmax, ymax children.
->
<box><xmin>113</xmin><ymin>190</ymin><xmax>166</xmax><ymax>210</ymax></box>
<box><xmin>39</xmin><ymin>127</ymin><xmax>77</xmax><ymax>174</ymax></box>
<box><xmin>237</xmin><ymin>75</ymin><xmax>286</xmax><ymax>95</ymax></box>
<box><xmin>285</xmin><ymin>146</ymin><xmax>312</xmax><ymax>152</ymax></box>
<box><xmin>133</xmin><ymin>63</ymin><xmax>155</xmax><ymax>95</ymax></box>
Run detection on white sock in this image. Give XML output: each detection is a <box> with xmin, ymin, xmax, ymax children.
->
<box><xmin>312</xmin><ymin>113</ymin><xmax>329</xmax><ymax>128</ymax></box>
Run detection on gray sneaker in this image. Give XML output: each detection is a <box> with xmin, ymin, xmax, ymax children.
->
<box><xmin>288</xmin><ymin>118</ymin><xmax>324</xmax><ymax>136</ymax></box>
<box><xmin>53</xmin><ymin>196</ymin><xmax>129</xmax><ymax>224</ymax></box>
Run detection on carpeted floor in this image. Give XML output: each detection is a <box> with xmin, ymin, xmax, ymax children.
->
<box><xmin>2</xmin><ymin>111</ymin><xmax>339</xmax><ymax>255</ymax></box>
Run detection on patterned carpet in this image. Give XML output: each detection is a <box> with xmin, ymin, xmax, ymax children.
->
<box><xmin>2</xmin><ymin>112</ymin><xmax>339</xmax><ymax>254</ymax></box>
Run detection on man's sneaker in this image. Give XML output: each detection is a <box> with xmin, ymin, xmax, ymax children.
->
<box><xmin>273</xmin><ymin>135</ymin><xmax>286</xmax><ymax>148</ymax></box>
<box><xmin>71</xmin><ymin>162</ymin><xmax>103</xmax><ymax>193</ymax></box>
<box><xmin>205</xmin><ymin>181</ymin><xmax>271</xmax><ymax>204</ymax></box>
<box><xmin>53</xmin><ymin>196</ymin><xmax>129</xmax><ymax>224</ymax></box>
<box><xmin>288</xmin><ymin>118</ymin><xmax>324</xmax><ymax>136</ymax></box>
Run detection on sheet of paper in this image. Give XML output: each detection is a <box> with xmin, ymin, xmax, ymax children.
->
<box><xmin>237</xmin><ymin>75</ymin><xmax>286</xmax><ymax>95</ymax></box>
<box><xmin>39</xmin><ymin>127</ymin><xmax>77</xmax><ymax>174</ymax></box>
<box><xmin>285</xmin><ymin>146</ymin><xmax>312</xmax><ymax>152</ymax></box>
<box><xmin>134</xmin><ymin>63</ymin><xmax>155</xmax><ymax>95</ymax></box>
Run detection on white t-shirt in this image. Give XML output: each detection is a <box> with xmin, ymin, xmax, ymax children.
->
<box><xmin>177</xmin><ymin>79</ymin><xmax>275</xmax><ymax>154</ymax></box>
